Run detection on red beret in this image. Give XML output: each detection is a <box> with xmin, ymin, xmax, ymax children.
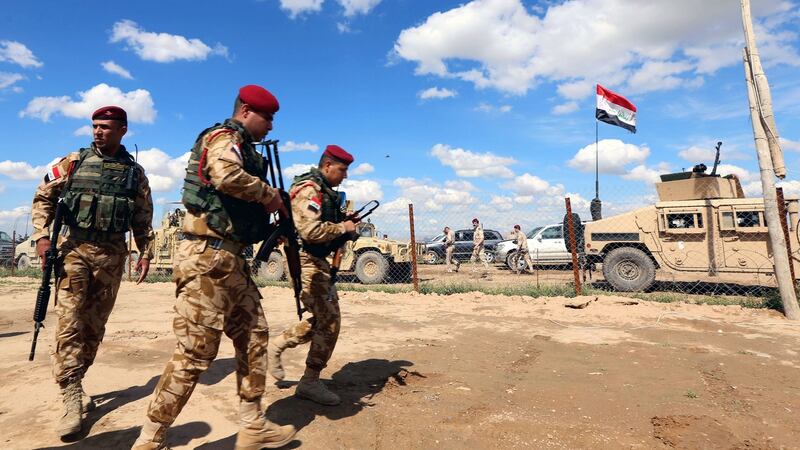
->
<box><xmin>472</xmin><ymin>218</ymin><xmax>479</xmax><ymax>223</ymax></box>
<box><xmin>92</xmin><ymin>106</ymin><xmax>127</xmax><ymax>122</ymax></box>
<box><xmin>324</xmin><ymin>144</ymin><xmax>354</xmax><ymax>165</ymax></box>
<box><xmin>514</xmin><ymin>224</ymin><xmax>521</xmax><ymax>229</ymax></box>
<box><xmin>239</xmin><ymin>85</ymin><xmax>279</xmax><ymax>115</ymax></box>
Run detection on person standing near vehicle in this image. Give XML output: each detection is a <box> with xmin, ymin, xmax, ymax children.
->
<box><xmin>511</xmin><ymin>224</ymin><xmax>534</xmax><ymax>274</ymax></box>
<box><xmin>266</xmin><ymin>145</ymin><xmax>359</xmax><ymax>406</ymax></box>
<box><xmin>31</xmin><ymin>106</ymin><xmax>155</xmax><ymax>439</ymax></box>
<box><xmin>470</xmin><ymin>218</ymin><xmax>489</xmax><ymax>273</ymax></box>
<box><xmin>443</xmin><ymin>226</ymin><xmax>459</xmax><ymax>272</ymax></box>
<box><xmin>132</xmin><ymin>85</ymin><xmax>296</xmax><ymax>450</ymax></box>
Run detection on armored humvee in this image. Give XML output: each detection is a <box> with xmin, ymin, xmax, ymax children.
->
<box><xmin>583</xmin><ymin>166</ymin><xmax>800</xmax><ymax>292</ymax></box>
<box><xmin>257</xmin><ymin>220</ymin><xmax>421</xmax><ymax>284</ymax></box>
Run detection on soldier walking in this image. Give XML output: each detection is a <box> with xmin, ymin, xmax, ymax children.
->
<box><xmin>267</xmin><ymin>145</ymin><xmax>359</xmax><ymax>406</ymax></box>
<box><xmin>510</xmin><ymin>224</ymin><xmax>534</xmax><ymax>274</ymax></box>
<box><xmin>469</xmin><ymin>218</ymin><xmax>489</xmax><ymax>273</ymax></box>
<box><xmin>443</xmin><ymin>226</ymin><xmax>459</xmax><ymax>272</ymax></box>
<box><xmin>132</xmin><ymin>85</ymin><xmax>295</xmax><ymax>450</ymax></box>
<box><xmin>31</xmin><ymin>106</ymin><xmax>155</xmax><ymax>439</ymax></box>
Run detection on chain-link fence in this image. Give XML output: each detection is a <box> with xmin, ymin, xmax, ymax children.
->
<box><xmin>4</xmin><ymin>180</ymin><xmax>799</xmax><ymax>309</ymax></box>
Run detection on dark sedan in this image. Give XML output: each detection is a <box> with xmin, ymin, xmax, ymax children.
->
<box><xmin>423</xmin><ymin>228</ymin><xmax>504</xmax><ymax>264</ymax></box>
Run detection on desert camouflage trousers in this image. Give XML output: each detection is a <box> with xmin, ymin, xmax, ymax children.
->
<box><xmin>470</xmin><ymin>243</ymin><xmax>489</xmax><ymax>269</ymax></box>
<box><xmin>445</xmin><ymin>245</ymin><xmax>456</xmax><ymax>271</ymax></box>
<box><xmin>145</xmin><ymin>239</ymin><xmax>268</xmax><ymax>426</ymax></box>
<box><xmin>52</xmin><ymin>239</ymin><xmax>127</xmax><ymax>385</ymax></box>
<box><xmin>278</xmin><ymin>253</ymin><xmax>341</xmax><ymax>372</ymax></box>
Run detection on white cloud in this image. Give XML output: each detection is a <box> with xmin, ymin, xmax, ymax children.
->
<box><xmin>0</xmin><ymin>40</ymin><xmax>42</xmax><ymax>68</ymax></box>
<box><xmin>393</xmin><ymin>0</ymin><xmax>797</xmax><ymax>99</ymax></box>
<box><xmin>19</xmin><ymin>83</ymin><xmax>157</xmax><ymax>123</ymax></box>
<box><xmin>0</xmin><ymin>206</ymin><xmax>32</xmax><ymax>234</ymax></box>
<box><xmin>341</xmin><ymin>179</ymin><xmax>383</xmax><ymax>203</ymax></box>
<box><xmin>489</xmin><ymin>195</ymin><xmax>514</xmax><ymax>211</ymax></box>
<box><xmin>0</xmin><ymin>72</ymin><xmax>23</xmax><ymax>90</ymax></box>
<box><xmin>781</xmin><ymin>137</ymin><xmax>800</xmax><ymax>152</ymax></box>
<box><xmin>568</xmin><ymin>139</ymin><xmax>649</xmax><ymax>174</ymax></box>
<box><xmin>135</xmin><ymin>148</ymin><xmax>190</xmax><ymax>192</ymax></box>
<box><xmin>552</xmin><ymin>101</ymin><xmax>578</xmax><ymax>115</ymax></box>
<box><xmin>501</xmin><ymin>173</ymin><xmax>562</xmax><ymax>196</ymax></box>
<box><xmin>280</xmin><ymin>0</ymin><xmax>324</xmax><ymax>18</ymax></box>
<box><xmin>350</xmin><ymin>162</ymin><xmax>374</xmax><ymax>176</ymax></box>
<box><xmin>73</xmin><ymin>125</ymin><xmax>92</xmax><ymax>136</ymax></box>
<box><xmin>430</xmin><ymin>143</ymin><xmax>516</xmax><ymax>178</ymax></box>
<box><xmin>101</xmin><ymin>60</ymin><xmax>133</xmax><ymax>79</ymax></box>
<box><xmin>443</xmin><ymin>179</ymin><xmax>477</xmax><ymax>191</ymax></box>
<box><xmin>110</xmin><ymin>20</ymin><xmax>228</xmax><ymax>63</ymax></box>
<box><xmin>419</xmin><ymin>86</ymin><xmax>457</xmax><ymax>100</ymax></box>
<box><xmin>284</xmin><ymin>163</ymin><xmax>315</xmax><ymax>179</ymax></box>
<box><xmin>622</xmin><ymin>164</ymin><xmax>667</xmax><ymax>184</ymax></box>
<box><xmin>393</xmin><ymin>177</ymin><xmax>478</xmax><ymax>213</ymax></box>
<box><xmin>474</xmin><ymin>102</ymin><xmax>512</xmax><ymax>113</ymax></box>
<box><xmin>678</xmin><ymin>145</ymin><xmax>717</xmax><ymax>162</ymax></box>
<box><xmin>282</xmin><ymin>141</ymin><xmax>319</xmax><ymax>152</ymax></box>
<box><xmin>777</xmin><ymin>180</ymin><xmax>800</xmax><ymax>198</ymax></box>
<box><xmin>0</xmin><ymin>158</ymin><xmax>60</xmax><ymax>180</ymax></box>
<box><xmin>337</xmin><ymin>0</ymin><xmax>381</xmax><ymax>17</ymax></box>
<box><xmin>337</xmin><ymin>22</ymin><xmax>352</xmax><ymax>33</ymax></box>
<box><xmin>716</xmin><ymin>164</ymin><xmax>755</xmax><ymax>182</ymax></box>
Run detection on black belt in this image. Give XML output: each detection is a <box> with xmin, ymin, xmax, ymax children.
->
<box><xmin>184</xmin><ymin>234</ymin><xmax>246</xmax><ymax>255</ymax></box>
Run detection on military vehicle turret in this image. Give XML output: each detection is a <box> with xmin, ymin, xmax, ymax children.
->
<box><xmin>583</xmin><ymin>161</ymin><xmax>800</xmax><ymax>292</ymax></box>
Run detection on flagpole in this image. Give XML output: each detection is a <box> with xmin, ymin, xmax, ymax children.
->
<box><xmin>595</xmin><ymin>120</ymin><xmax>599</xmax><ymax>200</ymax></box>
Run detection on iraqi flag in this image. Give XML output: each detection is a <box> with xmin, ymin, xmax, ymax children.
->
<box><xmin>595</xmin><ymin>84</ymin><xmax>637</xmax><ymax>133</ymax></box>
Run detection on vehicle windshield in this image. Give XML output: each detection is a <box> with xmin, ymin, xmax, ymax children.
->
<box><xmin>428</xmin><ymin>234</ymin><xmax>445</xmax><ymax>243</ymax></box>
<box><xmin>526</xmin><ymin>227</ymin><xmax>543</xmax><ymax>239</ymax></box>
<box><xmin>0</xmin><ymin>231</ymin><xmax>10</xmax><ymax>241</ymax></box>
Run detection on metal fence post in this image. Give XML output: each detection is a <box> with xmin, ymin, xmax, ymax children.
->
<box><xmin>11</xmin><ymin>230</ymin><xmax>15</xmax><ymax>276</ymax></box>
<box><xmin>408</xmin><ymin>203</ymin><xmax>419</xmax><ymax>292</ymax></box>
<box><xmin>776</xmin><ymin>187</ymin><xmax>796</xmax><ymax>284</ymax></box>
<box><xmin>565</xmin><ymin>197</ymin><xmax>581</xmax><ymax>296</ymax></box>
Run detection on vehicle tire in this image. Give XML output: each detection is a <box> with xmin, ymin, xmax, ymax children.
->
<box><xmin>562</xmin><ymin>212</ymin><xmax>584</xmax><ymax>253</ymax></box>
<box><xmin>17</xmin><ymin>254</ymin><xmax>30</xmax><ymax>270</ymax></box>
<box><xmin>483</xmin><ymin>249</ymin><xmax>496</xmax><ymax>264</ymax></box>
<box><xmin>391</xmin><ymin>262</ymin><xmax>412</xmax><ymax>282</ymax></box>
<box><xmin>510</xmin><ymin>251</ymin><xmax>528</xmax><ymax>272</ymax></box>
<box><xmin>355</xmin><ymin>251</ymin><xmax>388</xmax><ymax>284</ymax></box>
<box><xmin>258</xmin><ymin>252</ymin><xmax>285</xmax><ymax>281</ymax></box>
<box><xmin>424</xmin><ymin>250</ymin><xmax>441</xmax><ymax>265</ymax></box>
<box><xmin>602</xmin><ymin>247</ymin><xmax>655</xmax><ymax>292</ymax></box>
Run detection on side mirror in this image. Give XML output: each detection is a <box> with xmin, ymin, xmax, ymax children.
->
<box><xmin>537</xmin><ymin>237</ymin><xmax>542</xmax><ymax>242</ymax></box>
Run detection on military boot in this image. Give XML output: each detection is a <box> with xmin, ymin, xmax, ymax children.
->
<box><xmin>295</xmin><ymin>379</ymin><xmax>341</xmax><ymax>406</ymax></box>
<box><xmin>80</xmin><ymin>385</ymin><xmax>95</xmax><ymax>412</ymax></box>
<box><xmin>267</xmin><ymin>335</ymin><xmax>288</xmax><ymax>381</ymax></box>
<box><xmin>131</xmin><ymin>417</ymin><xmax>169</xmax><ymax>450</ymax></box>
<box><xmin>235</xmin><ymin>399</ymin><xmax>296</xmax><ymax>450</ymax></box>
<box><xmin>57</xmin><ymin>378</ymin><xmax>83</xmax><ymax>438</ymax></box>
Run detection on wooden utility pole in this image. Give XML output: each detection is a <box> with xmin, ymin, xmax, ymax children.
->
<box><xmin>741</xmin><ymin>0</ymin><xmax>799</xmax><ymax>319</ymax></box>
<box><xmin>408</xmin><ymin>204</ymin><xmax>419</xmax><ymax>292</ymax></box>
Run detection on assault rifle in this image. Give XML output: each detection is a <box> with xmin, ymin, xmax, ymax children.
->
<box><xmin>29</xmin><ymin>198</ymin><xmax>67</xmax><ymax>361</ymax></box>
<box><xmin>330</xmin><ymin>200</ymin><xmax>379</xmax><ymax>284</ymax></box>
<box><xmin>253</xmin><ymin>140</ymin><xmax>305</xmax><ymax>320</ymax></box>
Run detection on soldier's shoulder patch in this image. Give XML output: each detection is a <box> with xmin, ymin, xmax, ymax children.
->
<box><xmin>43</xmin><ymin>157</ymin><xmax>71</xmax><ymax>183</ymax></box>
<box><xmin>307</xmin><ymin>195</ymin><xmax>322</xmax><ymax>213</ymax></box>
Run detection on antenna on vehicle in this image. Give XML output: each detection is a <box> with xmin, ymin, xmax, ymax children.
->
<box><xmin>709</xmin><ymin>141</ymin><xmax>722</xmax><ymax>176</ymax></box>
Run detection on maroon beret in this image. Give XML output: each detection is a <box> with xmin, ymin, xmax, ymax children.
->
<box><xmin>239</xmin><ymin>85</ymin><xmax>279</xmax><ymax>115</ymax></box>
<box><xmin>92</xmin><ymin>106</ymin><xmax>127</xmax><ymax>122</ymax></box>
<box><xmin>472</xmin><ymin>218</ymin><xmax>479</xmax><ymax>223</ymax></box>
<box><xmin>514</xmin><ymin>224</ymin><xmax>521</xmax><ymax>229</ymax></box>
<box><xmin>324</xmin><ymin>144</ymin><xmax>354</xmax><ymax>165</ymax></box>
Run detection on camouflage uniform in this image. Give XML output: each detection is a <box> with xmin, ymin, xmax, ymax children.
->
<box><xmin>444</xmin><ymin>228</ymin><xmax>459</xmax><ymax>272</ymax></box>
<box><xmin>142</xmin><ymin>121</ymin><xmax>278</xmax><ymax>427</ymax></box>
<box><xmin>31</xmin><ymin>145</ymin><xmax>154</xmax><ymax>386</ymax></box>
<box><xmin>470</xmin><ymin>222</ymin><xmax>489</xmax><ymax>270</ymax></box>
<box><xmin>511</xmin><ymin>228</ymin><xmax>534</xmax><ymax>274</ymax></box>
<box><xmin>277</xmin><ymin>179</ymin><xmax>345</xmax><ymax>371</ymax></box>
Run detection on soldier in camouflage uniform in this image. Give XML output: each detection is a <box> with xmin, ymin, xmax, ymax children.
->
<box><xmin>443</xmin><ymin>226</ymin><xmax>459</xmax><ymax>272</ymax></box>
<box><xmin>132</xmin><ymin>85</ymin><xmax>295</xmax><ymax>450</ymax></box>
<box><xmin>31</xmin><ymin>106</ymin><xmax>155</xmax><ymax>439</ymax></box>
<box><xmin>266</xmin><ymin>144</ymin><xmax>359</xmax><ymax>406</ymax></box>
<box><xmin>510</xmin><ymin>224</ymin><xmax>533</xmax><ymax>274</ymax></box>
<box><xmin>469</xmin><ymin>218</ymin><xmax>489</xmax><ymax>272</ymax></box>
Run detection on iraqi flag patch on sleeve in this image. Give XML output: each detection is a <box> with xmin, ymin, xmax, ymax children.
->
<box><xmin>43</xmin><ymin>164</ymin><xmax>63</xmax><ymax>183</ymax></box>
<box><xmin>307</xmin><ymin>196</ymin><xmax>322</xmax><ymax>213</ymax></box>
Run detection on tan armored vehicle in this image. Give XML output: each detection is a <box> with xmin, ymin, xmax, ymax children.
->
<box><xmin>127</xmin><ymin>208</ymin><xmax>188</xmax><ymax>275</ymax></box>
<box><xmin>583</xmin><ymin>166</ymin><xmax>800</xmax><ymax>292</ymax></box>
<box><xmin>258</xmin><ymin>220</ymin><xmax>420</xmax><ymax>284</ymax></box>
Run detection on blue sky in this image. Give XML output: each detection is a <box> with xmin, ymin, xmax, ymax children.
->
<box><xmin>1</xmin><ymin>0</ymin><xmax>799</xmax><ymax>239</ymax></box>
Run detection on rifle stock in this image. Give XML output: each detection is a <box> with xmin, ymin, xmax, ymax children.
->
<box><xmin>29</xmin><ymin>199</ymin><xmax>66</xmax><ymax>361</ymax></box>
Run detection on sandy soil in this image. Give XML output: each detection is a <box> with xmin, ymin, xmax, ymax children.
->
<box><xmin>1</xmin><ymin>277</ymin><xmax>799</xmax><ymax>449</ymax></box>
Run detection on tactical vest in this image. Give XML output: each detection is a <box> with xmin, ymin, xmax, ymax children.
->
<box><xmin>292</xmin><ymin>168</ymin><xmax>344</xmax><ymax>257</ymax></box>
<box><xmin>62</xmin><ymin>147</ymin><xmax>138</xmax><ymax>238</ymax></box>
<box><xmin>181</xmin><ymin>119</ymin><xmax>271</xmax><ymax>244</ymax></box>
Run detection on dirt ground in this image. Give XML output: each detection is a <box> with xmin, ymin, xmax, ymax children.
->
<box><xmin>1</xmin><ymin>277</ymin><xmax>800</xmax><ymax>449</ymax></box>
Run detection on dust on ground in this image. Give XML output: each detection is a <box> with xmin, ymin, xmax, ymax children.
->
<box><xmin>1</xmin><ymin>277</ymin><xmax>799</xmax><ymax>449</ymax></box>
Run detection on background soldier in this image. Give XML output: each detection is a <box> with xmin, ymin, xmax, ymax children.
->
<box><xmin>443</xmin><ymin>226</ymin><xmax>459</xmax><ymax>272</ymax></box>
<box><xmin>469</xmin><ymin>218</ymin><xmax>489</xmax><ymax>273</ymax></box>
<box><xmin>132</xmin><ymin>85</ymin><xmax>295</xmax><ymax>450</ymax></box>
<box><xmin>31</xmin><ymin>106</ymin><xmax>155</xmax><ymax>439</ymax></box>
<box><xmin>267</xmin><ymin>145</ymin><xmax>359</xmax><ymax>406</ymax></box>
<box><xmin>511</xmin><ymin>224</ymin><xmax>534</xmax><ymax>274</ymax></box>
